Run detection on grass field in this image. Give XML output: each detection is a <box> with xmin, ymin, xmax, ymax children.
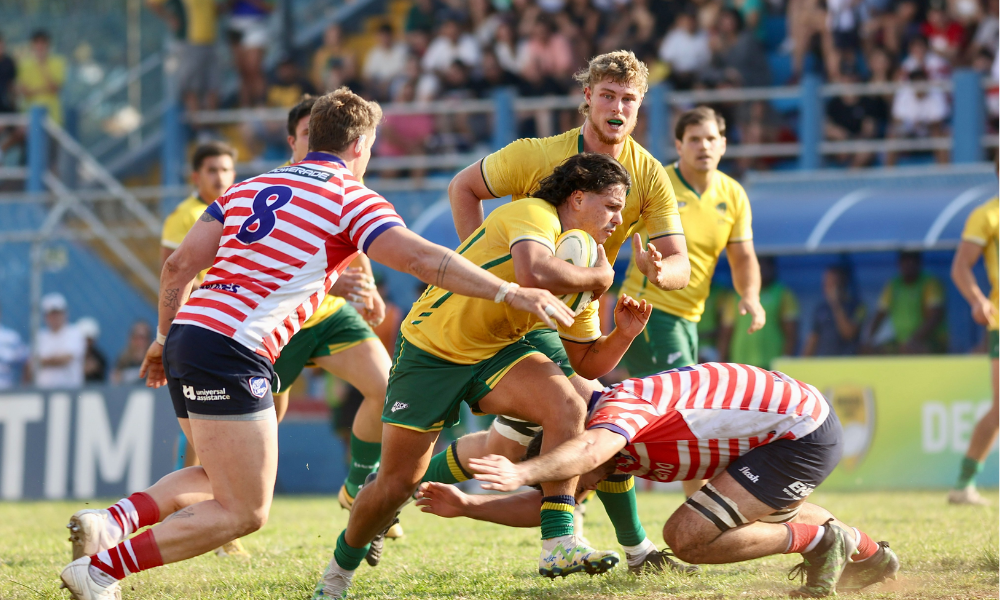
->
<box><xmin>1</xmin><ymin>490</ymin><xmax>997</xmax><ymax>599</ymax></box>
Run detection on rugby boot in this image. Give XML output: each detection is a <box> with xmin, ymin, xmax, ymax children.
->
<box><xmin>214</xmin><ymin>538</ymin><xmax>250</xmax><ymax>557</ymax></box>
<box><xmin>538</xmin><ymin>536</ymin><xmax>620</xmax><ymax>578</ymax></box>
<box><xmin>364</xmin><ymin>514</ymin><xmax>401</xmax><ymax>567</ymax></box>
<box><xmin>68</xmin><ymin>510</ymin><xmax>122</xmax><ymax>560</ymax></box>
<box><xmin>788</xmin><ymin>520</ymin><xmax>856</xmax><ymax>597</ymax></box>
<box><xmin>838</xmin><ymin>541</ymin><xmax>900</xmax><ymax>591</ymax></box>
<box><xmin>627</xmin><ymin>547</ymin><xmax>699</xmax><ymax>575</ymax></box>
<box><xmin>60</xmin><ymin>556</ymin><xmax>122</xmax><ymax>600</ymax></box>
<box><xmin>948</xmin><ymin>486</ymin><xmax>989</xmax><ymax>506</ymax></box>
<box><xmin>340</xmin><ymin>483</ymin><xmax>405</xmax><ymax>540</ymax></box>
<box><xmin>311</xmin><ymin>559</ymin><xmax>352</xmax><ymax>599</ymax></box>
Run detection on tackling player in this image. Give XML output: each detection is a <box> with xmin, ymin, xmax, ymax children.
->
<box><xmin>427</xmin><ymin>50</ymin><xmax>690</xmax><ymax>573</ymax></box>
<box><xmin>461</xmin><ymin>363</ymin><xmax>900</xmax><ymax>597</ymax></box>
<box><xmin>619</xmin><ymin>107</ymin><xmax>765</xmax><ymax>498</ymax></box>
<box><xmin>947</xmin><ymin>184</ymin><xmax>998</xmax><ymax>505</ymax></box>
<box><xmin>313</xmin><ymin>153</ymin><xmax>655</xmax><ymax>598</ymax></box>
<box><xmin>58</xmin><ymin>87</ymin><xmax>572</xmax><ymax>600</ymax></box>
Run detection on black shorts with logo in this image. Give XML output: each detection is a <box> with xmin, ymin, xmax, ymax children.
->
<box><xmin>163</xmin><ymin>324</ymin><xmax>276</xmax><ymax>421</ymax></box>
<box><xmin>726</xmin><ymin>404</ymin><xmax>843</xmax><ymax>510</ymax></box>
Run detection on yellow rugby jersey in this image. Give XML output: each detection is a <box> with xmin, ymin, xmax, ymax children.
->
<box><xmin>162</xmin><ymin>193</ymin><xmax>343</xmax><ymax>327</ymax></box>
<box><xmin>621</xmin><ymin>164</ymin><xmax>752</xmax><ymax>322</ymax></box>
<box><xmin>961</xmin><ymin>197</ymin><xmax>999</xmax><ymax>330</ymax></box>
<box><xmin>401</xmin><ymin>198</ymin><xmax>601</xmax><ymax>364</ymax></box>
<box><xmin>480</xmin><ymin>127</ymin><xmax>684</xmax><ymax>265</ymax></box>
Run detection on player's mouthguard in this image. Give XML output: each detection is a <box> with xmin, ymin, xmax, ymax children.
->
<box><xmin>608</xmin><ymin>119</ymin><xmax>623</xmax><ymax>125</ymax></box>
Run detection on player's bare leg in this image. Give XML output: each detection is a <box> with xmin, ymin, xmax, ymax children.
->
<box><xmin>950</xmin><ymin>358</ymin><xmax>999</xmax><ymax>505</ymax></box>
<box><xmin>316</xmin><ymin>424</ymin><xmax>438</xmax><ymax>597</ymax></box>
<box><xmin>476</xmin><ymin>355</ymin><xmax>619</xmax><ymax>578</ymax></box>
<box><xmin>273</xmin><ymin>390</ymin><xmax>290</xmax><ymax>423</ymax></box>
<box><xmin>68</xmin><ymin>418</ymin><xmax>214</xmax><ymax>560</ymax></box>
<box><xmin>682</xmin><ymin>479</ymin><xmax>706</xmax><ymax>498</ymax></box>
<box><xmin>663</xmin><ymin>471</ymin><xmax>858</xmax><ymax>597</ymax></box>
<box><xmin>313</xmin><ymin>340</ymin><xmax>399</xmax><ymax>537</ymax></box>
<box><xmin>61</xmin><ymin>414</ymin><xmax>278</xmax><ymax>597</ymax></box>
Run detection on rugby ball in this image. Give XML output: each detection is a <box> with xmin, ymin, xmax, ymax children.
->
<box><xmin>554</xmin><ymin>229</ymin><xmax>599</xmax><ymax>315</ymax></box>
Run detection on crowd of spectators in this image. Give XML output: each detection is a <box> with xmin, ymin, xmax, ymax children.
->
<box><xmin>0</xmin><ymin>29</ymin><xmax>67</xmax><ymax>162</ymax></box>
<box><xmin>257</xmin><ymin>0</ymin><xmax>998</xmax><ymax>170</ymax></box>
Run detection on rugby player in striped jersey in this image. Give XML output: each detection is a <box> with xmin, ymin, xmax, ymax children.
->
<box><xmin>57</xmin><ymin>87</ymin><xmax>574</xmax><ymax>600</ymax></box>
<box><xmin>427</xmin><ymin>362</ymin><xmax>900</xmax><ymax>597</ymax></box>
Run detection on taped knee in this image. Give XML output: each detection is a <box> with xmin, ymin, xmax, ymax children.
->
<box><xmin>685</xmin><ymin>483</ymin><xmax>749</xmax><ymax>533</ymax></box>
<box><xmin>758</xmin><ymin>505</ymin><xmax>801</xmax><ymax>524</ymax></box>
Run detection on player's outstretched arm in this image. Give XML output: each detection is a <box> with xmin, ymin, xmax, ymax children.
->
<box><xmin>511</xmin><ymin>240</ymin><xmax>614</xmax><ymax>296</ymax></box>
<box><xmin>563</xmin><ymin>295</ymin><xmax>652</xmax><ymax>379</ymax></box>
<box><xmin>415</xmin><ymin>482</ymin><xmax>544</xmax><ymax>527</ymax></box>
<box><xmin>471</xmin><ymin>428</ymin><xmax>627</xmax><ymax>491</ymax></box>
<box><xmin>140</xmin><ymin>214</ymin><xmax>223</xmax><ymax>387</ymax></box>
<box><xmin>448</xmin><ymin>161</ymin><xmax>493</xmax><ymax>242</ymax></box>
<box><xmin>366</xmin><ymin>226</ymin><xmax>574</xmax><ymax>330</ymax></box>
<box><xmin>637</xmin><ymin>233</ymin><xmax>691</xmax><ymax>291</ymax></box>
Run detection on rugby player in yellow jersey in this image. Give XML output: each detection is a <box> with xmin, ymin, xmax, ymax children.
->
<box><xmin>619</xmin><ymin>107</ymin><xmax>766</xmax><ymax>498</ymax></box>
<box><xmin>429</xmin><ymin>50</ymin><xmax>692</xmax><ymax>574</ymax></box>
<box><xmin>948</xmin><ymin>185</ymin><xmax>998</xmax><ymax>506</ymax></box>
<box><xmin>315</xmin><ymin>153</ymin><xmax>655</xmax><ymax>597</ymax></box>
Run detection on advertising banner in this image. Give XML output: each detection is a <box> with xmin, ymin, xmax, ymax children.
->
<box><xmin>0</xmin><ymin>385</ymin><xmax>178</xmax><ymax>500</ymax></box>
<box><xmin>773</xmin><ymin>355</ymin><xmax>997</xmax><ymax>490</ymax></box>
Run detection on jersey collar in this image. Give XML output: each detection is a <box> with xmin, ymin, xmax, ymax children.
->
<box><xmin>672</xmin><ymin>161</ymin><xmax>705</xmax><ymax>199</ymax></box>
<box><xmin>303</xmin><ymin>151</ymin><xmax>346</xmax><ymax>166</ymax></box>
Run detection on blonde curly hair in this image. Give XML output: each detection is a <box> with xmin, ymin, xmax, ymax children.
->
<box><xmin>572</xmin><ymin>50</ymin><xmax>649</xmax><ymax>117</ymax></box>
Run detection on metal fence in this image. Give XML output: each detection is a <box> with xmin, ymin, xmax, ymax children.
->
<box><xmin>171</xmin><ymin>70</ymin><xmax>996</xmax><ymax>184</ymax></box>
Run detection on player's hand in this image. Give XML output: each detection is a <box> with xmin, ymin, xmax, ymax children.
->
<box><xmin>591</xmin><ymin>244</ymin><xmax>614</xmax><ymax>300</ymax></box>
<box><xmin>505</xmin><ymin>286</ymin><xmax>574</xmax><ymax>329</ymax></box>
<box><xmin>469</xmin><ymin>454</ymin><xmax>525</xmax><ymax>492</ymax></box>
<box><xmin>739</xmin><ymin>296</ymin><xmax>766</xmax><ymax>334</ymax></box>
<box><xmin>614</xmin><ymin>295</ymin><xmax>652</xmax><ymax>339</ymax></box>
<box><xmin>331</xmin><ymin>267</ymin><xmax>375</xmax><ymax>309</ymax></box>
<box><xmin>415</xmin><ymin>482</ymin><xmax>470</xmax><ymax>518</ymax></box>
<box><xmin>363</xmin><ymin>289</ymin><xmax>387</xmax><ymax>327</ymax></box>
<box><xmin>632</xmin><ymin>233</ymin><xmax>665</xmax><ymax>287</ymax></box>
<box><xmin>971</xmin><ymin>298</ymin><xmax>998</xmax><ymax>329</ymax></box>
<box><xmin>139</xmin><ymin>341</ymin><xmax>167</xmax><ymax>389</ymax></box>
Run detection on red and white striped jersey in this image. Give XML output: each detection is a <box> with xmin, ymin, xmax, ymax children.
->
<box><xmin>173</xmin><ymin>153</ymin><xmax>404</xmax><ymax>362</ymax></box>
<box><xmin>588</xmin><ymin>363</ymin><xmax>831</xmax><ymax>482</ymax></box>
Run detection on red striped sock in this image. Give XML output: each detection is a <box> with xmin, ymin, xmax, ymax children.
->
<box><xmin>106</xmin><ymin>492</ymin><xmax>160</xmax><ymax>537</ymax></box>
<box><xmin>852</xmin><ymin>528</ymin><xmax>878</xmax><ymax>561</ymax></box>
<box><xmin>784</xmin><ymin>522</ymin><xmax>822</xmax><ymax>554</ymax></box>
<box><xmin>90</xmin><ymin>530</ymin><xmax>164</xmax><ymax>581</ymax></box>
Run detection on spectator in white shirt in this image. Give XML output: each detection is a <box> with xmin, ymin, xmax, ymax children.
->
<box><xmin>658</xmin><ymin>12</ymin><xmax>711</xmax><ymax>89</ymax></box>
<box><xmin>422</xmin><ymin>18</ymin><xmax>480</xmax><ymax>74</ymax></box>
<box><xmin>34</xmin><ymin>293</ymin><xmax>86</xmax><ymax>389</ymax></box>
<box><xmin>0</xmin><ymin>302</ymin><xmax>27</xmax><ymax>390</ymax></box>
<box><xmin>363</xmin><ymin>24</ymin><xmax>409</xmax><ymax>101</ymax></box>
<box><xmin>900</xmin><ymin>35</ymin><xmax>951</xmax><ymax>81</ymax></box>
<box><xmin>887</xmin><ymin>69</ymin><xmax>950</xmax><ymax>164</ymax></box>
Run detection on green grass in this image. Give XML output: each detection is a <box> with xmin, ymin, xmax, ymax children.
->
<box><xmin>1</xmin><ymin>490</ymin><xmax>997</xmax><ymax>599</ymax></box>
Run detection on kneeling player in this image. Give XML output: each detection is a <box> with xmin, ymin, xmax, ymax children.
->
<box><xmin>459</xmin><ymin>363</ymin><xmax>899</xmax><ymax>597</ymax></box>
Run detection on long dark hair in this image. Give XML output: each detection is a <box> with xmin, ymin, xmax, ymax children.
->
<box><xmin>532</xmin><ymin>153</ymin><xmax>631</xmax><ymax>207</ymax></box>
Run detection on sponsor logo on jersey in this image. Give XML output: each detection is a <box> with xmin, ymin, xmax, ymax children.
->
<box><xmin>200</xmin><ymin>282</ymin><xmax>242</xmax><ymax>294</ymax></box>
<box><xmin>667</xmin><ymin>351</ymin><xmax>683</xmax><ymax>365</ymax></box>
<box><xmin>824</xmin><ymin>384</ymin><xmax>875</xmax><ymax>472</ymax></box>
<box><xmin>739</xmin><ymin>466</ymin><xmax>759</xmax><ymax>483</ymax></box>
<box><xmin>391</xmin><ymin>401</ymin><xmax>408</xmax><ymax>412</ymax></box>
<box><xmin>716</xmin><ymin>202</ymin><xmax>727</xmax><ymax>215</ymax></box>
<box><xmin>677</xmin><ymin>201</ymin><xmax>687</xmax><ymax>209</ymax></box>
<box><xmin>271</xmin><ymin>164</ymin><xmax>333</xmax><ymax>183</ymax></box>
<box><xmin>248</xmin><ymin>377</ymin><xmax>269</xmax><ymax>398</ymax></box>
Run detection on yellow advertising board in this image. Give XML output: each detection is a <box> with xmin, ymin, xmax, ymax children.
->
<box><xmin>773</xmin><ymin>355</ymin><xmax>996</xmax><ymax>490</ymax></box>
